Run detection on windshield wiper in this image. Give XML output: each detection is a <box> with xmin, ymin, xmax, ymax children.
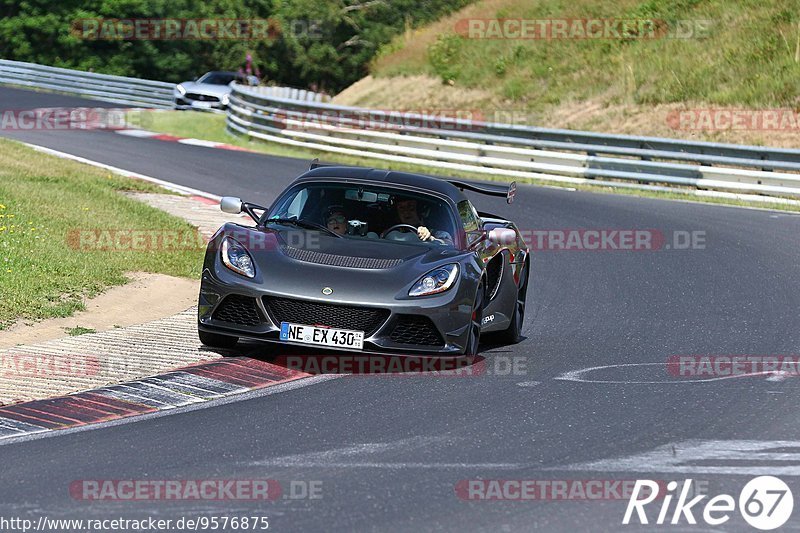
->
<box><xmin>266</xmin><ymin>217</ymin><xmax>343</xmax><ymax>238</ymax></box>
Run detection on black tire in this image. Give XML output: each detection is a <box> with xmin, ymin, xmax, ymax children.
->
<box><xmin>464</xmin><ymin>283</ymin><xmax>485</xmax><ymax>356</ymax></box>
<box><xmin>495</xmin><ymin>261</ymin><xmax>529</xmax><ymax>345</ymax></box>
<box><xmin>199</xmin><ymin>330</ymin><xmax>239</xmax><ymax>349</ymax></box>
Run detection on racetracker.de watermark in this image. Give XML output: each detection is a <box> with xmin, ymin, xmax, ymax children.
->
<box><xmin>0</xmin><ymin>353</ymin><xmax>99</xmax><ymax>378</ymax></box>
<box><xmin>72</xmin><ymin>18</ymin><xmax>322</xmax><ymax>40</ymax></box>
<box><xmin>274</xmin><ymin>109</ymin><xmax>486</xmax><ymax>132</ymax></box>
<box><xmin>667</xmin><ymin>109</ymin><xmax>800</xmax><ymax>132</ymax></box>
<box><xmin>65</xmin><ymin>229</ymin><xmax>325</xmax><ymax>252</ymax></box>
<box><xmin>0</xmin><ymin>108</ymin><xmax>132</xmax><ymax>131</ymax></box>
<box><xmin>66</xmin><ymin>229</ymin><xmax>209</xmax><ymax>252</ymax></box>
<box><xmin>274</xmin><ymin>354</ymin><xmax>526</xmax><ymax>376</ymax></box>
<box><xmin>515</xmin><ymin>229</ymin><xmax>706</xmax><ymax>251</ymax></box>
<box><xmin>667</xmin><ymin>355</ymin><xmax>800</xmax><ymax>378</ymax></box>
<box><xmin>69</xmin><ymin>480</ymin><xmax>281</xmax><ymax>501</ymax></box>
<box><xmin>69</xmin><ymin>479</ymin><xmax>322</xmax><ymax>501</ymax></box>
<box><xmin>455</xmin><ymin>479</ymin><xmax>679</xmax><ymax>501</ymax></box>
<box><xmin>455</xmin><ymin>18</ymin><xmax>712</xmax><ymax>40</ymax></box>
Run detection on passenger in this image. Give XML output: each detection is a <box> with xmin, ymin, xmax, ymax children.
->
<box><xmin>324</xmin><ymin>206</ymin><xmax>348</xmax><ymax>235</ymax></box>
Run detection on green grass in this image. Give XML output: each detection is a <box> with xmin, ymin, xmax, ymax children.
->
<box><xmin>372</xmin><ymin>0</ymin><xmax>800</xmax><ymax>110</ymax></box>
<box><xmin>142</xmin><ymin>110</ymin><xmax>800</xmax><ymax>214</ymax></box>
<box><xmin>64</xmin><ymin>326</ymin><xmax>96</xmax><ymax>336</ymax></box>
<box><xmin>0</xmin><ymin>138</ymin><xmax>203</xmax><ymax>329</ymax></box>
<box><xmin>131</xmin><ymin>110</ymin><xmax>236</xmax><ymax>146</ymax></box>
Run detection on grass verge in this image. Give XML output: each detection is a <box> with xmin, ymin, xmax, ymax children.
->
<box><xmin>65</xmin><ymin>326</ymin><xmax>96</xmax><ymax>336</ymax></box>
<box><xmin>329</xmin><ymin>1</ymin><xmax>800</xmax><ymax>148</ymax></box>
<box><xmin>141</xmin><ymin>109</ymin><xmax>800</xmax><ymax>214</ymax></box>
<box><xmin>372</xmin><ymin>0</ymin><xmax>800</xmax><ymax>109</ymax></box>
<box><xmin>0</xmin><ymin>138</ymin><xmax>203</xmax><ymax>329</ymax></box>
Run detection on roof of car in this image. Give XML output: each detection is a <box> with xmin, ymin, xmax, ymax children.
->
<box><xmin>295</xmin><ymin>166</ymin><xmax>468</xmax><ymax>203</ymax></box>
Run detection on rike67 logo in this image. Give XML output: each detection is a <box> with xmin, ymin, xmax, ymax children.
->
<box><xmin>624</xmin><ymin>476</ymin><xmax>793</xmax><ymax>530</ymax></box>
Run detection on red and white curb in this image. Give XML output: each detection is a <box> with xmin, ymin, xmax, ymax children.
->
<box><xmin>0</xmin><ymin>358</ymin><xmax>311</xmax><ymax>441</ymax></box>
<box><xmin>115</xmin><ymin>129</ymin><xmax>255</xmax><ymax>153</ymax></box>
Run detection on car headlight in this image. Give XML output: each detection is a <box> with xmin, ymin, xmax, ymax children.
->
<box><xmin>221</xmin><ymin>237</ymin><xmax>255</xmax><ymax>278</ymax></box>
<box><xmin>221</xmin><ymin>93</ymin><xmax>230</xmax><ymax>105</ymax></box>
<box><xmin>409</xmin><ymin>264</ymin><xmax>458</xmax><ymax>297</ymax></box>
<box><xmin>176</xmin><ymin>84</ymin><xmax>186</xmax><ymax>95</ymax></box>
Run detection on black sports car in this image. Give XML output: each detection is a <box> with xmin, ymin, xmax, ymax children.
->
<box><xmin>197</xmin><ymin>163</ymin><xmax>529</xmax><ymax>356</ymax></box>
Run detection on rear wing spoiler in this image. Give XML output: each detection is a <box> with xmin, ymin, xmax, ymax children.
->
<box><xmin>310</xmin><ymin>160</ymin><xmax>517</xmax><ymax>204</ymax></box>
<box><xmin>448</xmin><ymin>180</ymin><xmax>517</xmax><ymax>204</ymax></box>
<box><xmin>309</xmin><ymin>158</ymin><xmax>356</xmax><ymax>171</ymax></box>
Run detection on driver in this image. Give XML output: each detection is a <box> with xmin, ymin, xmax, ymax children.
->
<box><xmin>393</xmin><ymin>197</ymin><xmax>453</xmax><ymax>245</ymax></box>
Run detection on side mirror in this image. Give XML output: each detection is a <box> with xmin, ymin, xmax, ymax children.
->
<box><xmin>220</xmin><ymin>196</ymin><xmax>243</xmax><ymax>214</ymax></box>
<box><xmin>488</xmin><ymin>228</ymin><xmax>516</xmax><ymax>246</ymax></box>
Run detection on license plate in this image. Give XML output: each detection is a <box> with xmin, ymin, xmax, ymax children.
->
<box><xmin>279</xmin><ymin>322</ymin><xmax>364</xmax><ymax>350</ymax></box>
<box><xmin>191</xmin><ymin>101</ymin><xmax>213</xmax><ymax>109</ymax></box>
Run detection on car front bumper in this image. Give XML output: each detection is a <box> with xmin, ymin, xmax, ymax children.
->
<box><xmin>197</xmin><ymin>266</ymin><xmax>475</xmax><ymax>356</ymax></box>
<box><xmin>174</xmin><ymin>95</ymin><xmax>226</xmax><ymax>110</ymax></box>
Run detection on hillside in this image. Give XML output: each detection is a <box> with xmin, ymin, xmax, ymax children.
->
<box><xmin>334</xmin><ymin>0</ymin><xmax>800</xmax><ymax>146</ymax></box>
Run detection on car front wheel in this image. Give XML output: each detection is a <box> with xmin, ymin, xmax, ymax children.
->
<box><xmin>495</xmin><ymin>261</ymin><xmax>528</xmax><ymax>345</ymax></box>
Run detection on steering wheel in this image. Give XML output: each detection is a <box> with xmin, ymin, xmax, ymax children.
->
<box><xmin>380</xmin><ymin>224</ymin><xmax>419</xmax><ymax>239</ymax></box>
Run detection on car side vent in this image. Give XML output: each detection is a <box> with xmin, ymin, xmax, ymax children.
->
<box><xmin>485</xmin><ymin>254</ymin><xmax>504</xmax><ymax>300</ymax></box>
<box><xmin>389</xmin><ymin>315</ymin><xmax>445</xmax><ymax>347</ymax></box>
<box><xmin>211</xmin><ymin>295</ymin><xmax>263</xmax><ymax>327</ymax></box>
<box><xmin>280</xmin><ymin>245</ymin><xmax>402</xmax><ymax>269</ymax></box>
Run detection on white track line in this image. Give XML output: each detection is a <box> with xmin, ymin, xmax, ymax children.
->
<box><xmin>115</xmin><ymin>129</ymin><xmax>160</xmax><ymax>138</ymax></box>
<box><xmin>21</xmin><ymin>142</ymin><xmax>221</xmax><ymax>201</ymax></box>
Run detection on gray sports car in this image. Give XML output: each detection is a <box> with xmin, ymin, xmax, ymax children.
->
<box><xmin>197</xmin><ymin>163</ymin><xmax>529</xmax><ymax>356</ymax></box>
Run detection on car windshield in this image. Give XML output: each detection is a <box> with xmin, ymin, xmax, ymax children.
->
<box><xmin>266</xmin><ymin>182</ymin><xmax>458</xmax><ymax>247</ymax></box>
<box><xmin>197</xmin><ymin>72</ymin><xmax>237</xmax><ymax>85</ymax></box>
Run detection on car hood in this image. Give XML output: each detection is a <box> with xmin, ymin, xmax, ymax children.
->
<box><xmin>177</xmin><ymin>82</ymin><xmax>232</xmax><ymax>97</ymax></box>
<box><xmin>221</xmin><ymin>224</ymin><xmax>467</xmax><ymax>303</ymax></box>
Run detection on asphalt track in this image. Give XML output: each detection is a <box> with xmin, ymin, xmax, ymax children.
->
<box><xmin>2</xmin><ymin>87</ymin><xmax>800</xmax><ymax>531</ymax></box>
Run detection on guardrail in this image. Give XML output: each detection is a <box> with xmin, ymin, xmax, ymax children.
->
<box><xmin>243</xmin><ymin>85</ymin><xmax>330</xmax><ymax>103</ymax></box>
<box><xmin>0</xmin><ymin>60</ymin><xmax>331</xmax><ymax>111</ymax></box>
<box><xmin>0</xmin><ymin>59</ymin><xmax>176</xmax><ymax>108</ymax></box>
<box><xmin>227</xmin><ymin>83</ymin><xmax>800</xmax><ymax>203</ymax></box>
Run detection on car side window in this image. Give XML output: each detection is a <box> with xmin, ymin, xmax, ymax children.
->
<box><xmin>285</xmin><ymin>189</ymin><xmax>308</xmax><ymax>218</ymax></box>
<box><xmin>458</xmin><ymin>200</ymin><xmax>480</xmax><ymax>232</ymax></box>
<box><xmin>458</xmin><ymin>200</ymin><xmax>483</xmax><ymax>247</ymax></box>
